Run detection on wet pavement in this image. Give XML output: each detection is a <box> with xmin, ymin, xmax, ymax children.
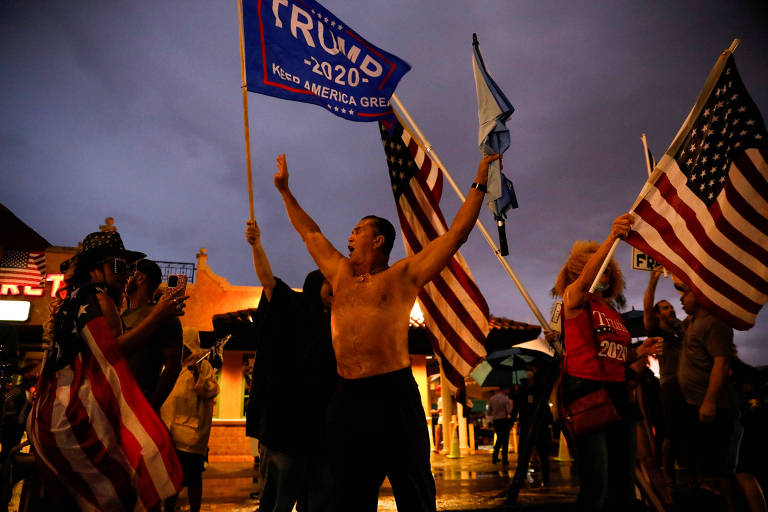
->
<box><xmin>180</xmin><ymin>449</ymin><xmax>580</xmax><ymax>511</ymax></box>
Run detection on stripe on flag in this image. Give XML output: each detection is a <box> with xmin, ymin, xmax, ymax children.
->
<box><xmin>28</xmin><ymin>287</ymin><xmax>183</xmax><ymax>511</ymax></box>
<box><xmin>379</xmin><ymin>116</ymin><xmax>490</xmax><ymax>396</ymax></box>
<box><xmin>0</xmin><ymin>250</ymin><xmax>46</xmax><ymax>286</ymax></box>
<box><xmin>626</xmin><ymin>54</ymin><xmax>768</xmax><ymax>330</ymax></box>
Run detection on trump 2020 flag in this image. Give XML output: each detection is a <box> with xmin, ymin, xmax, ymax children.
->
<box><xmin>472</xmin><ymin>34</ymin><xmax>518</xmax><ymax>255</ymax></box>
<box><xmin>242</xmin><ymin>0</ymin><xmax>411</xmax><ymax>121</ymax></box>
<box><xmin>626</xmin><ymin>49</ymin><xmax>768</xmax><ymax>330</ymax></box>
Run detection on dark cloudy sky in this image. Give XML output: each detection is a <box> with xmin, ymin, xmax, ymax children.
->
<box><xmin>2</xmin><ymin>1</ymin><xmax>768</xmax><ymax>364</ymax></box>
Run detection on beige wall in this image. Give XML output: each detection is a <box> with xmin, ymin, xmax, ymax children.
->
<box><xmin>181</xmin><ymin>250</ymin><xmax>263</xmax><ymax>333</ymax></box>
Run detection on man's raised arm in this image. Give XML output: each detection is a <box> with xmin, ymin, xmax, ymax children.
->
<box><xmin>245</xmin><ymin>219</ymin><xmax>277</xmax><ymax>301</ymax></box>
<box><xmin>405</xmin><ymin>154</ymin><xmax>499</xmax><ymax>288</ymax></box>
<box><xmin>274</xmin><ymin>154</ymin><xmax>345</xmax><ymax>281</ymax></box>
<box><xmin>643</xmin><ymin>270</ymin><xmax>661</xmax><ymax>332</ymax></box>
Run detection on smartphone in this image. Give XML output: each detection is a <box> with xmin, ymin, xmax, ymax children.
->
<box><xmin>165</xmin><ymin>274</ymin><xmax>187</xmax><ymax>298</ymax></box>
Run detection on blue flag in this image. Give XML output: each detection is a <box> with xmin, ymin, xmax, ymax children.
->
<box><xmin>472</xmin><ymin>34</ymin><xmax>517</xmax><ymax>219</ymax></box>
<box><xmin>242</xmin><ymin>0</ymin><xmax>411</xmax><ymax>122</ymax></box>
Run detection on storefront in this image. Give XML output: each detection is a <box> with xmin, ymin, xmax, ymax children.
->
<box><xmin>1</xmin><ymin>203</ymin><xmax>544</xmax><ymax>462</ymax></box>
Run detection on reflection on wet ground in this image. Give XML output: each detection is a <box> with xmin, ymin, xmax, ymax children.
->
<box><xmin>181</xmin><ymin>449</ymin><xmax>579</xmax><ymax>511</ymax></box>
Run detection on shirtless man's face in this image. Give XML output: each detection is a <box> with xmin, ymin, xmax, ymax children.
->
<box><xmin>347</xmin><ymin>218</ymin><xmax>381</xmax><ymax>264</ymax></box>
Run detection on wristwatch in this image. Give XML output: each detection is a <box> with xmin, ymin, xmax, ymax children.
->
<box><xmin>471</xmin><ymin>182</ymin><xmax>487</xmax><ymax>193</ymax></box>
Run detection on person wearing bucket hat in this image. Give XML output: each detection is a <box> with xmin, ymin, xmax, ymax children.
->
<box><xmin>26</xmin><ymin>231</ymin><xmax>187</xmax><ymax>511</ymax></box>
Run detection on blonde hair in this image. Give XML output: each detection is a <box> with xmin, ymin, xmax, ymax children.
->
<box><xmin>553</xmin><ymin>240</ymin><xmax>624</xmax><ymax>301</ymax></box>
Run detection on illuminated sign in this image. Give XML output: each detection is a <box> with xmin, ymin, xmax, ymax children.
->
<box><xmin>0</xmin><ymin>274</ymin><xmax>65</xmax><ymax>298</ymax></box>
<box><xmin>0</xmin><ymin>300</ymin><xmax>31</xmax><ymax>322</ymax></box>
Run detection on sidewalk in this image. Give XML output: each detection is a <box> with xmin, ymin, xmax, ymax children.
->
<box><xmin>184</xmin><ymin>450</ymin><xmax>579</xmax><ymax>511</ymax></box>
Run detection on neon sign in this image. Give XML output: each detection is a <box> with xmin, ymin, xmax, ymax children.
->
<box><xmin>0</xmin><ymin>301</ymin><xmax>31</xmax><ymax>322</ymax></box>
<box><xmin>0</xmin><ymin>274</ymin><xmax>65</xmax><ymax>298</ymax></box>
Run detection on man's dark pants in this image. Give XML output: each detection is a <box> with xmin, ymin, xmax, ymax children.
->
<box><xmin>326</xmin><ymin>368</ymin><xmax>436</xmax><ymax>512</ymax></box>
<box><xmin>492</xmin><ymin>418</ymin><xmax>511</xmax><ymax>464</ymax></box>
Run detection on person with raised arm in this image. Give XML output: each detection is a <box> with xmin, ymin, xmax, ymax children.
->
<box><xmin>643</xmin><ymin>269</ymin><xmax>684</xmax><ymax>488</ymax></box>
<box><xmin>244</xmin><ymin>219</ymin><xmax>336</xmax><ymax>512</ymax></box>
<box><xmin>273</xmin><ymin>152</ymin><xmax>498</xmax><ymax>512</ymax></box>
<box><xmin>553</xmin><ymin>214</ymin><xmax>660</xmax><ymax>511</ymax></box>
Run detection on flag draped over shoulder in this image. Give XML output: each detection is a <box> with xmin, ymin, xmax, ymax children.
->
<box><xmin>28</xmin><ymin>283</ymin><xmax>182</xmax><ymax>511</ymax></box>
<box><xmin>626</xmin><ymin>53</ymin><xmax>768</xmax><ymax>330</ymax></box>
<box><xmin>0</xmin><ymin>249</ymin><xmax>45</xmax><ymax>287</ymax></box>
<box><xmin>378</xmin><ymin>116</ymin><xmax>490</xmax><ymax>397</ymax></box>
<box><xmin>241</xmin><ymin>0</ymin><xmax>410</xmax><ymax>121</ymax></box>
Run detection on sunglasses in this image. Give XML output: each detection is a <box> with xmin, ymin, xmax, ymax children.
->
<box><xmin>98</xmin><ymin>257</ymin><xmax>131</xmax><ymax>275</ymax></box>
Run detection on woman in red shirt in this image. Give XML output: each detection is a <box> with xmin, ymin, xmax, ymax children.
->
<box><xmin>554</xmin><ymin>214</ymin><xmax>657</xmax><ymax>511</ymax></box>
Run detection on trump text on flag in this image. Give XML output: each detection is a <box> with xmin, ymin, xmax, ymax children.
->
<box><xmin>242</xmin><ymin>0</ymin><xmax>410</xmax><ymax>121</ymax></box>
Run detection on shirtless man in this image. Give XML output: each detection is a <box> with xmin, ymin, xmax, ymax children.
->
<box><xmin>274</xmin><ymin>152</ymin><xmax>498</xmax><ymax>512</ymax></box>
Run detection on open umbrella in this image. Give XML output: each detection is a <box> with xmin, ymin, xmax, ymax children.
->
<box><xmin>470</xmin><ymin>345</ymin><xmax>552</xmax><ymax>387</ymax></box>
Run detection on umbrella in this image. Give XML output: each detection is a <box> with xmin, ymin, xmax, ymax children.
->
<box><xmin>472</xmin><ymin>34</ymin><xmax>518</xmax><ymax>256</ymax></box>
<box><xmin>470</xmin><ymin>345</ymin><xmax>553</xmax><ymax>387</ymax></box>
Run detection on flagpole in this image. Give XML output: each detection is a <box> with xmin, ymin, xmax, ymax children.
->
<box><xmin>641</xmin><ymin>134</ymin><xmax>667</xmax><ymax>277</ymax></box>
<box><xmin>588</xmin><ymin>239</ymin><xmax>621</xmax><ymax>294</ymax></box>
<box><xmin>237</xmin><ymin>0</ymin><xmax>255</xmax><ymax>221</ymax></box>
<box><xmin>390</xmin><ymin>93</ymin><xmax>553</xmax><ymax>333</ymax></box>
<box><xmin>597</xmin><ymin>41</ymin><xmax>743</xmax><ymax>294</ymax></box>
<box><xmin>641</xmin><ymin>134</ymin><xmax>652</xmax><ymax>177</ymax></box>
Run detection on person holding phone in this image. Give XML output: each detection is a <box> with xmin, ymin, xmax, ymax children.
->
<box><xmin>123</xmin><ymin>259</ymin><xmax>184</xmax><ymax>411</ymax></box>
<box><xmin>27</xmin><ymin>231</ymin><xmax>187</xmax><ymax>511</ymax></box>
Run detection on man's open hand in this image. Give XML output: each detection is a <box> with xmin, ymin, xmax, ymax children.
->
<box><xmin>274</xmin><ymin>154</ymin><xmax>289</xmax><ymax>192</ymax></box>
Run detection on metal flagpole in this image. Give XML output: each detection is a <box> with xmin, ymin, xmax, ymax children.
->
<box><xmin>236</xmin><ymin>0</ymin><xmax>255</xmax><ymax>221</ymax></box>
<box><xmin>390</xmin><ymin>93</ymin><xmax>552</xmax><ymax>333</ymax></box>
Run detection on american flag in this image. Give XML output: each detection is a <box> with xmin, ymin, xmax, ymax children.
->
<box><xmin>28</xmin><ymin>283</ymin><xmax>183</xmax><ymax>511</ymax></box>
<box><xmin>379</xmin><ymin>116</ymin><xmax>490</xmax><ymax>397</ymax></box>
<box><xmin>0</xmin><ymin>249</ymin><xmax>46</xmax><ymax>286</ymax></box>
<box><xmin>626</xmin><ymin>53</ymin><xmax>768</xmax><ymax>330</ymax></box>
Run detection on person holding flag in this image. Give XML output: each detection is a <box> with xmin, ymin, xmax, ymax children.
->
<box><xmin>272</xmin><ymin>152</ymin><xmax>497</xmax><ymax>511</ymax></box>
<box><xmin>554</xmin><ymin>215</ymin><xmax>659</xmax><ymax>511</ymax></box>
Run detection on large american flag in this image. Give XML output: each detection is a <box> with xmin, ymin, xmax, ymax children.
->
<box><xmin>626</xmin><ymin>53</ymin><xmax>768</xmax><ymax>330</ymax></box>
<box><xmin>379</xmin><ymin>116</ymin><xmax>490</xmax><ymax>397</ymax></box>
<box><xmin>28</xmin><ymin>283</ymin><xmax>182</xmax><ymax>511</ymax></box>
<box><xmin>0</xmin><ymin>249</ymin><xmax>46</xmax><ymax>286</ymax></box>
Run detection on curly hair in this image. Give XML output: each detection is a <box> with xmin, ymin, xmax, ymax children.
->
<box><xmin>553</xmin><ymin>240</ymin><xmax>624</xmax><ymax>301</ymax></box>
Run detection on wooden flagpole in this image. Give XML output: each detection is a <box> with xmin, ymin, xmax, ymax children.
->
<box><xmin>641</xmin><ymin>133</ymin><xmax>652</xmax><ymax>177</ymax></box>
<box><xmin>390</xmin><ymin>93</ymin><xmax>553</xmax><ymax>333</ymax></box>
<box><xmin>237</xmin><ymin>0</ymin><xmax>255</xmax><ymax>221</ymax></box>
<box><xmin>590</xmin><ymin>39</ymin><xmax>741</xmax><ymax>294</ymax></box>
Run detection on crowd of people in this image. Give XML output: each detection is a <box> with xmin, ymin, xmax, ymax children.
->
<box><xmin>1</xmin><ymin>148</ymin><xmax>766</xmax><ymax>512</ymax></box>
<box><xmin>0</xmin><ymin>230</ymin><xmax>221</xmax><ymax>511</ymax></box>
<box><xmin>553</xmin><ymin>214</ymin><xmax>767</xmax><ymax>511</ymax></box>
